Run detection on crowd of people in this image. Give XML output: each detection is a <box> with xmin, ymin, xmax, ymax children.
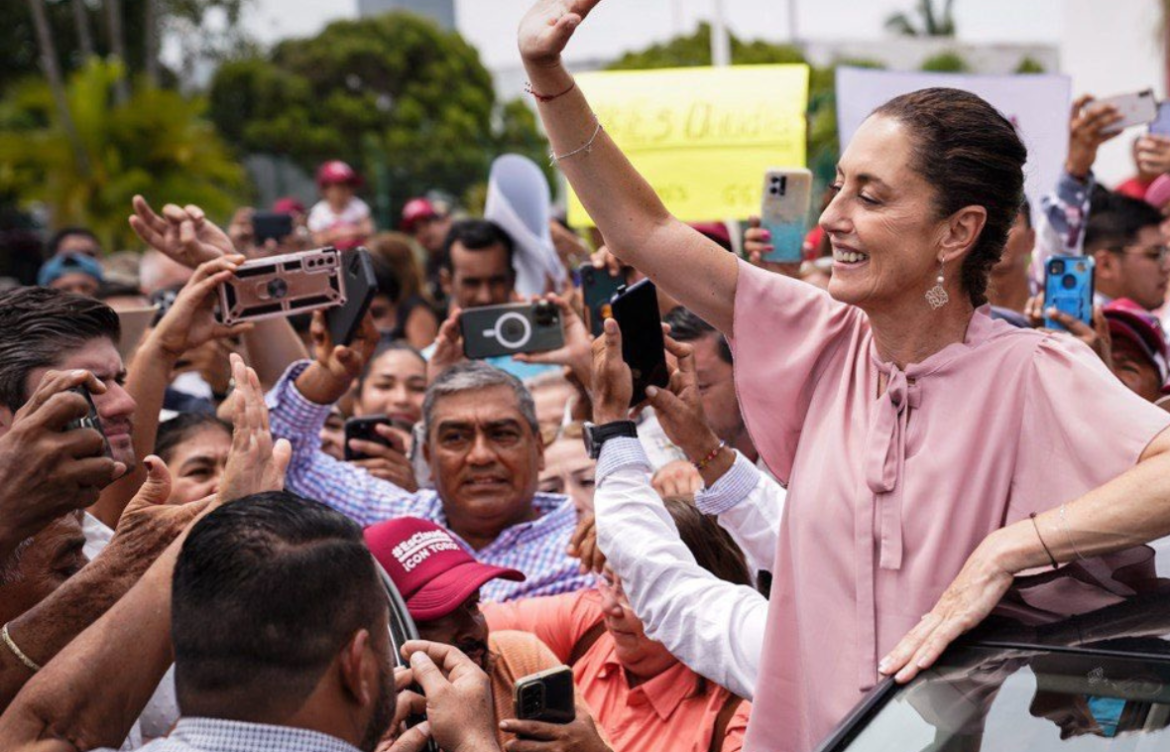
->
<box><xmin>5</xmin><ymin>1</ymin><xmax>1170</xmax><ymax>751</ymax></box>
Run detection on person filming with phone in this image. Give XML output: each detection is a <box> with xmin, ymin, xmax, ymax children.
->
<box><xmin>518</xmin><ymin>3</ymin><xmax>1170</xmax><ymax>750</ymax></box>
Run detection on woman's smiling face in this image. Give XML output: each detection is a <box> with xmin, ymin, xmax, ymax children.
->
<box><xmin>821</xmin><ymin>115</ymin><xmax>951</xmax><ymax>313</ymax></box>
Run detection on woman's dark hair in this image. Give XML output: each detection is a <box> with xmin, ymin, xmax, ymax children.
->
<box><xmin>358</xmin><ymin>338</ymin><xmax>427</xmax><ymax>390</ymax></box>
<box><xmin>872</xmin><ymin>88</ymin><xmax>1027</xmax><ymax>306</ymax></box>
<box><xmin>661</xmin><ymin>496</ymin><xmax>752</xmax><ymax>588</ymax></box>
<box><xmin>155</xmin><ymin>413</ymin><xmax>232</xmax><ymax>465</ymax></box>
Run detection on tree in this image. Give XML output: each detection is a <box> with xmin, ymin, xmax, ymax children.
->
<box><xmin>208</xmin><ymin>12</ymin><xmax>548</xmax><ymax>221</ymax></box>
<box><xmin>885</xmin><ymin>0</ymin><xmax>957</xmax><ymax>38</ymax></box>
<box><xmin>920</xmin><ymin>50</ymin><xmax>969</xmax><ymax>73</ymax></box>
<box><xmin>0</xmin><ymin>59</ymin><xmax>244</xmax><ymax>249</ymax></box>
<box><xmin>1014</xmin><ymin>56</ymin><xmax>1045</xmax><ymax>74</ymax></box>
<box><xmin>26</xmin><ymin>0</ymin><xmax>89</xmax><ymax>175</ymax></box>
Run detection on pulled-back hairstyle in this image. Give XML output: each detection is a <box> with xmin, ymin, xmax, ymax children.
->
<box><xmin>0</xmin><ymin>287</ymin><xmax>120</xmax><ymax>410</ymax></box>
<box><xmin>873</xmin><ymin>88</ymin><xmax>1027</xmax><ymax>306</ymax></box>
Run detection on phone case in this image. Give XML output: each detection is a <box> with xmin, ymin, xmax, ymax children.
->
<box><xmin>326</xmin><ymin>248</ymin><xmax>378</xmax><ymax>346</ymax></box>
<box><xmin>514</xmin><ymin>667</ymin><xmax>575</xmax><ymax>725</ymax></box>
<box><xmin>460</xmin><ymin>303</ymin><xmax>563</xmax><ymax>359</ymax></box>
<box><xmin>1150</xmin><ymin>101</ymin><xmax>1170</xmax><ymax>136</ymax></box>
<box><xmin>218</xmin><ymin>248</ymin><xmax>346</xmax><ymax>325</ymax></box>
<box><xmin>343</xmin><ymin>416</ymin><xmax>406</xmax><ymax>461</ymax></box>
<box><xmin>610</xmin><ymin>279</ymin><xmax>669</xmax><ymax>406</ymax></box>
<box><xmin>1096</xmin><ymin>89</ymin><xmax>1158</xmax><ymax>133</ymax></box>
<box><xmin>578</xmin><ymin>263</ymin><xmax>625</xmax><ymax>337</ymax></box>
<box><xmin>1044</xmin><ymin>256</ymin><xmax>1095</xmax><ymax>331</ymax></box>
<box><xmin>760</xmin><ymin>168</ymin><xmax>812</xmax><ymax>263</ymax></box>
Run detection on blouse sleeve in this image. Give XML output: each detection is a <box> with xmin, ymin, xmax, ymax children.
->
<box><xmin>729</xmin><ymin>259</ymin><xmax>866</xmax><ymax>482</ymax></box>
<box><xmin>1010</xmin><ymin>335</ymin><xmax>1170</xmax><ymax>520</ymax></box>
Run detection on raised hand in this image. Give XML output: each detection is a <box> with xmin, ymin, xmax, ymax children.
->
<box><xmin>589</xmin><ymin>318</ymin><xmax>632</xmax><ymax>425</ymax></box>
<box><xmin>348</xmin><ymin>425</ymin><xmax>418</xmax><ymax>492</ymax></box>
<box><xmin>129</xmin><ymin>196</ymin><xmax>233</xmax><ymax>269</ymax></box>
<box><xmin>518</xmin><ymin>0</ymin><xmax>602</xmax><ymax>69</ymax></box>
<box><xmin>513</xmin><ymin>294</ymin><xmax>594</xmax><ymax>389</ymax></box>
<box><xmin>148</xmin><ymin>255</ymin><xmax>251</xmax><ymax>360</ymax></box>
<box><xmin>1066</xmin><ymin>95</ymin><xmax>1123</xmax><ymax>179</ymax></box>
<box><xmin>104</xmin><ymin>455</ymin><xmax>212</xmax><ymax>564</ymax></box>
<box><xmin>0</xmin><ymin>370</ymin><xmax>127</xmax><ymax>558</ymax></box>
<box><xmin>427</xmin><ymin>308</ymin><xmax>466</xmax><ymax>384</ymax></box>
<box><xmin>217</xmin><ymin>354</ymin><xmax>292</xmax><ymax>504</ymax></box>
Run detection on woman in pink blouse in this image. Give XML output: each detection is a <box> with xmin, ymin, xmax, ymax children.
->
<box><xmin>519</xmin><ymin>2</ymin><xmax>1170</xmax><ymax>751</ymax></box>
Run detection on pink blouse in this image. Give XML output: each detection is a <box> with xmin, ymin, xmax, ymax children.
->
<box><xmin>729</xmin><ymin>260</ymin><xmax>1170</xmax><ymax>752</ymax></box>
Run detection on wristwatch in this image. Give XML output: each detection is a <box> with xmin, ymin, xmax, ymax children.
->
<box><xmin>583</xmin><ymin>420</ymin><xmax>639</xmax><ymax>459</ymax></box>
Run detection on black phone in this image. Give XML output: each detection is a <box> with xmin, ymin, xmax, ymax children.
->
<box><xmin>610</xmin><ymin>279</ymin><xmax>669</xmax><ymax>406</ymax></box>
<box><xmin>252</xmin><ymin>211</ymin><xmax>294</xmax><ymax>245</ymax></box>
<box><xmin>344</xmin><ymin>415</ymin><xmax>410</xmax><ymax>461</ymax></box>
<box><xmin>326</xmin><ymin>248</ymin><xmax>379</xmax><ymax>346</ymax></box>
<box><xmin>66</xmin><ymin>384</ymin><xmax>111</xmax><ymax>458</ymax></box>
<box><xmin>514</xmin><ymin>666</ymin><xmax>575</xmax><ymax>725</ymax></box>
<box><xmin>460</xmin><ymin>301</ymin><xmax>564</xmax><ymax>359</ymax></box>
<box><xmin>577</xmin><ymin>263</ymin><xmax>625</xmax><ymax>337</ymax></box>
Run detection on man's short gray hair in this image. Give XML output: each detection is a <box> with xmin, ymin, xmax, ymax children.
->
<box><xmin>423</xmin><ymin>361</ymin><xmax>539</xmax><ymax>436</ymax></box>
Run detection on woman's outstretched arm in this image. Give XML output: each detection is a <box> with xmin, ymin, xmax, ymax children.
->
<box><xmin>519</xmin><ymin>0</ymin><xmax>739</xmax><ymax>333</ymax></box>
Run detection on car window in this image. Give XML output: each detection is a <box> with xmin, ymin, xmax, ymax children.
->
<box><xmin>838</xmin><ymin>646</ymin><xmax>1170</xmax><ymax>751</ymax></box>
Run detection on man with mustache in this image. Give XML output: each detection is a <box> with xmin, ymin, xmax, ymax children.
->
<box><xmin>365</xmin><ymin>517</ymin><xmax>612</xmax><ymax>752</ymax></box>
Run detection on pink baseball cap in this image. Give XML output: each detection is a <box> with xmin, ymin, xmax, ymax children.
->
<box><xmin>400</xmin><ymin>198</ymin><xmax>440</xmax><ymax>231</ymax></box>
<box><xmin>272</xmin><ymin>197</ymin><xmax>306</xmax><ymax>215</ymax></box>
<box><xmin>364</xmin><ymin>517</ymin><xmax>524</xmax><ymax>621</ymax></box>
<box><xmin>316</xmin><ymin>160</ymin><xmax>362</xmax><ymax>188</ymax></box>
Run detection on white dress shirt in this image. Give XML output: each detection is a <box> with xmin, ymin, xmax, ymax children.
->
<box><xmin>594</xmin><ymin>437</ymin><xmax>782</xmax><ymax>701</ymax></box>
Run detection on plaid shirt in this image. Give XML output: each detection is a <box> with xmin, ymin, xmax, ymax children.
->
<box><xmin>97</xmin><ymin>717</ymin><xmax>361</xmax><ymax>752</ymax></box>
<box><xmin>267</xmin><ymin>361</ymin><xmax>593</xmax><ymax>602</ymax></box>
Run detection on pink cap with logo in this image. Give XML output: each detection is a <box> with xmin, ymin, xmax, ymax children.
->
<box><xmin>364</xmin><ymin>517</ymin><xmax>524</xmax><ymax>621</ymax></box>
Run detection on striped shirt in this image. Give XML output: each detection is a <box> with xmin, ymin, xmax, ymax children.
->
<box><xmin>267</xmin><ymin>361</ymin><xmax>592</xmax><ymax>601</ymax></box>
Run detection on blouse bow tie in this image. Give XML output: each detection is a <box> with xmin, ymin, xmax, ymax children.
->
<box><xmin>864</xmin><ymin>367</ymin><xmax>921</xmax><ymax>571</ymax></box>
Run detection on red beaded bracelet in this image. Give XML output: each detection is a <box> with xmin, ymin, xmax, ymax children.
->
<box><xmin>693</xmin><ymin>440</ymin><xmax>727</xmax><ymax>471</ymax></box>
<box><xmin>525</xmin><ymin>79</ymin><xmax>577</xmax><ymax>103</ymax></box>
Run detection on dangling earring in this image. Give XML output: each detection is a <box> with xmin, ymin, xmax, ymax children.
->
<box><xmin>926</xmin><ymin>261</ymin><xmax>949</xmax><ymax>310</ymax></box>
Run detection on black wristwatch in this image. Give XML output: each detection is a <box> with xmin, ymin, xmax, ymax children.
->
<box><xmin>583</xmin><ymin>420</ymin><xmax>639</xmax><ymax>459</ymax></box>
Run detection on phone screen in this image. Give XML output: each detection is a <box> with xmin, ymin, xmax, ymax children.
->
<box><xmin>610</xmin><ymin>279</ymin><xmax>669</xmax><ymax>406</ymax></box>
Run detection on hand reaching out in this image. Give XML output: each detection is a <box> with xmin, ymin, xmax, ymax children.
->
<box><xmin>428</xmin><ymin>308</ymin><xmax>466</xmax><ymax>384</ymax></box>
<box><xmin>1065</xmin><ymin>95</ymin><xmax>1123</xmax><ymax>179</ymax></box>
<box><xmin>518</xmin><ymin>0</ymin><xmax>603</xmax><ymax>69</ymax></box>
<box><xmin>217</xmin><ymin>354</ymin><xmax>291</xmax><ymax>504</ymax></box>
<box><xmin>148</xmin><ymin>255</ymin><xmax>252</xmax><ymax>359</ymax></box>
<box><xmin>513</xmin><ymin>294</ymin><xmax>594</xmax><ymax>389</ymax></box>
<box><xmin>129</xmin><ymin>196</ymin><xmax>233</xmax><ymax>268</ymax></box>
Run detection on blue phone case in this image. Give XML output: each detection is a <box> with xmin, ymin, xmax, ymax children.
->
<box><xmin>760</xmin><ymin>219</ymin><xmax>807</xmax><ymax>263</ymax></box>
<box><xmin>1044</xmin><ymin>256</ymin><xmax>1095</xmax><ymax>330</ymax></box>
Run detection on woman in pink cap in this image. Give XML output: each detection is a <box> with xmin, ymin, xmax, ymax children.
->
<box><xmin>308</xmin><ymin>160</ymin><xmax>374</xmax><ymax>250</ymax></box>
<box><xmin>517</xmin><ymin>2</ymin><xmax>1170</xmax><ymax>751</ymax></box>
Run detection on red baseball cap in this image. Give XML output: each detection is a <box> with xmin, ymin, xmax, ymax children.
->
<box><xmin>1103</xmin><ymin>298</ymin><xmax>1170</xmax><ymax>388</ymax></box>
<box><xmin>364</xmin><ymin>517</ymin><xmax>524</xmax><ymax>621</ymax></box>
<box><xmin>272</xmin><ymin>197</ymin><xmax>306</xmax><ymax>215</ymax></box>
<box><xmin>400</xmin><ymin>198</ymin><xmax>439</xmax><ymax>232</ymax></box>
<box><xmin>316</xmin><ymin>160</ymin><xmax>362</xmax><ymax>188</ymax></box>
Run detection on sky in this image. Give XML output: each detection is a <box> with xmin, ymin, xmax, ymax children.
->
<box><xmin>239</xmin><ymin>0</ymin><xmax>1065</xmax><ymax>66</ymax></box>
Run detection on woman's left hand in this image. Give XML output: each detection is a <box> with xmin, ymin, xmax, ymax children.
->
<box><xmin>501</xmin><ymin>704</ymin><xmax>612</xmax><ymax>752</ymax></box>
<box><xmin>878</xmin><ymin>533</ymin><xmax>1015</xmax><ymax>683</ymax></box>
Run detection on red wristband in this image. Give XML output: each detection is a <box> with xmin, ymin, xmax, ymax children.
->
<box><xmin>525</xmin><ymin>79</ymin><xmax>576</xmax><ymax>103</ymax></box>
<box><xmin>692</xmin><ymin>441</ymin><xmax>727</xmax><ymax>471</ymax></box>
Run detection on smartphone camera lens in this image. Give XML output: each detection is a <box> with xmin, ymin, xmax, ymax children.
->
<box><xmin>1050</xmin><ymin>259</ymin><xmax>1066</xmax><ymax>275</ymax></box>
<box><xmin>534</xmin><ymin>301</ymin><xmax>558</xmax><ymax>327</ymax></box>
<box><xmin>1061</xmin><ymin>274</ymin><xmax>1077</xmax><ymax>290</ymax></box>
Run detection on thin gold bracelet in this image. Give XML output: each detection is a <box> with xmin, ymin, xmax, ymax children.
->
<box><xmin>2</xmin><ymin>623</ymin><xmax>41</xmax><ymax>673</ymax></box>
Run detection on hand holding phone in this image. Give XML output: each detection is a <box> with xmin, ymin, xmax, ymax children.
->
<box><xmin>577</xmin><ymin>262</ymin><xmax>625</xmax><ymax>337</ymax></box>
<box><xmin>344</xmin><ymin>416</ymin><xmax>411</xmax><ymax>461</ymax></box>
<box><xmin>514</xmin><ymin>666</ymin><xmax>575</xmax><ymax>724</ymax></box>
<box><xmin>66</xmin><ymin>384</ymin><xmax>112</xmax><ymax>459</ymax></box>
<box><xmin>1092</xmin><ymin>89</ymin><xmax>1157</xmax><ymax>134</ymax></box>
<box><xmin>460</xmin><ymin>301</ymin><xmax>564</xmax><ymax>359</ymax></box>
<box><xmin>1044</xmin><ymin>257</ymin><xmax>1095</xmax><ymax>331</ymax></box>
<box><xmin>325</xmin><ymin>248</ymin><xmax>379</xmax><ymax>346</ymax></box>
<box><xmin>252</xmin><ymin>211</ymin><xmax>295</xmax><ymax>245</ymax></box>
<box><xmin>610</xmin><ymin>280</ymin><xmax>669</xmax><ymax>406</ymax></box>
<box><xmin>760</xmin><ymin>168</ymin><xmax>812</xmax><ymax>263</ymax></box>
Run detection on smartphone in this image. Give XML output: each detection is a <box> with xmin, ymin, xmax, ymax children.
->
<box><xmin>218</xmin><ymin>247</ymin><xmax>346</xmax><ymax>326</ymax></box>
<box><xmin>760</xmin><ymin>168</ymin><xmax>812</xmax><ymax>263</ymax></box>
<box><xmin>344</xmin><ymin>415</ymin><xmax>410</xmax><ymax>461</ymax></box>
<box><xmin>1093</xmin><ymin>89</ymin><xmax>1158</xmax><ymax>133</ymax></box>
<box><xmin>66</xmin><ymin>385</ymin><xmax>111</xmax><ymax>458</ymax></box>
<box><xmin>514</xmin><ymin>666</ymin><xmax>575</xmax><ymax>725</ymax></box>
<box><xmin>1044</xmin><ymin>256</ymin><xmax>1095</xmax><ymax>331</ymax></box>
<box><xmin>610</xmin><ymin>279</ymin><xmax>669</xmax><ymax>406</ymax></box>
<box><xmin>460</xmin><ymin>301</ymin><xmax>564</xmax><ymax>359</ymax></box>
<box><xmin>252</xmin><ymin>211</ymin><xmax>295</xmax><ymax>245</ymax></box>
<box><xmin>1150</xmin><ymin>101</ymin><xmax>1170</xmax><ymax>136</ymax></box>
<box><xmin>578</xmin><ymin>263</ymin><xmax>625</xmax><ymax>337</ymax></box>
<box><xmin>326</xmin><ymin>248</ymin><xmax>378</xmax><ymax>346</ymax></box>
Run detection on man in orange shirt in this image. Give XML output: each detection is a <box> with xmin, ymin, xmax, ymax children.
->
<box><xmin>364</xmin><ymin>517</ymin><xmax>612</xmax><ymax>751</ymax></box>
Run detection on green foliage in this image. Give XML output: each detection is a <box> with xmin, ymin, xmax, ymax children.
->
<box><xmin>920</xmin><ymin>50</ymin><xmax>970</xmax><ymax>72</ymax></box>
<box><xmin>208</xmin><ymin>12</ymin><xmax>549</xmax><ymax>221</ymax></box>
<box><xmin>885</xmin><ymin>0</ymin><xmax>957</xmax><ymax>37</ymax></box>
<box><xmin>0</xmin><ymin>59</ymin><xmax>244</xmax><ymax>250</ymax></box>
<box><xmin>1015</xmin><ymin>56</ymin><xmax>1046</xmax><ymax>74</ymax></box>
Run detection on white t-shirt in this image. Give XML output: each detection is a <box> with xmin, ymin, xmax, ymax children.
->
<box><xmin>307</xmin><ymin>197</ymin><xmax>371</xmax><ymax>234</ymax></box>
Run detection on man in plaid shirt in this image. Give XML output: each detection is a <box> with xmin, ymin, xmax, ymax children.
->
<box><xmin>266</xmin><ymin>315</ymin><xmax>592</xmax><ymax>602</ymax></box>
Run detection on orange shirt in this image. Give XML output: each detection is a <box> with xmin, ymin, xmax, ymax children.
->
<box><xmin>489</xmin><ymin>630</ymin><xmax>565</xmax><ymax>750</ymax></box>
<box><xmin>484</xmin><ymin>590</ymin><xmax>750</xmax><ymax>752</ymax></box>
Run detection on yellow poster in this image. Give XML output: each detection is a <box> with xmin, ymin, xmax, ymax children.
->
<box><xmin>566</xmin><ymin>64</ymin><xmax>808</xmax><ymax>227</ymax></box>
